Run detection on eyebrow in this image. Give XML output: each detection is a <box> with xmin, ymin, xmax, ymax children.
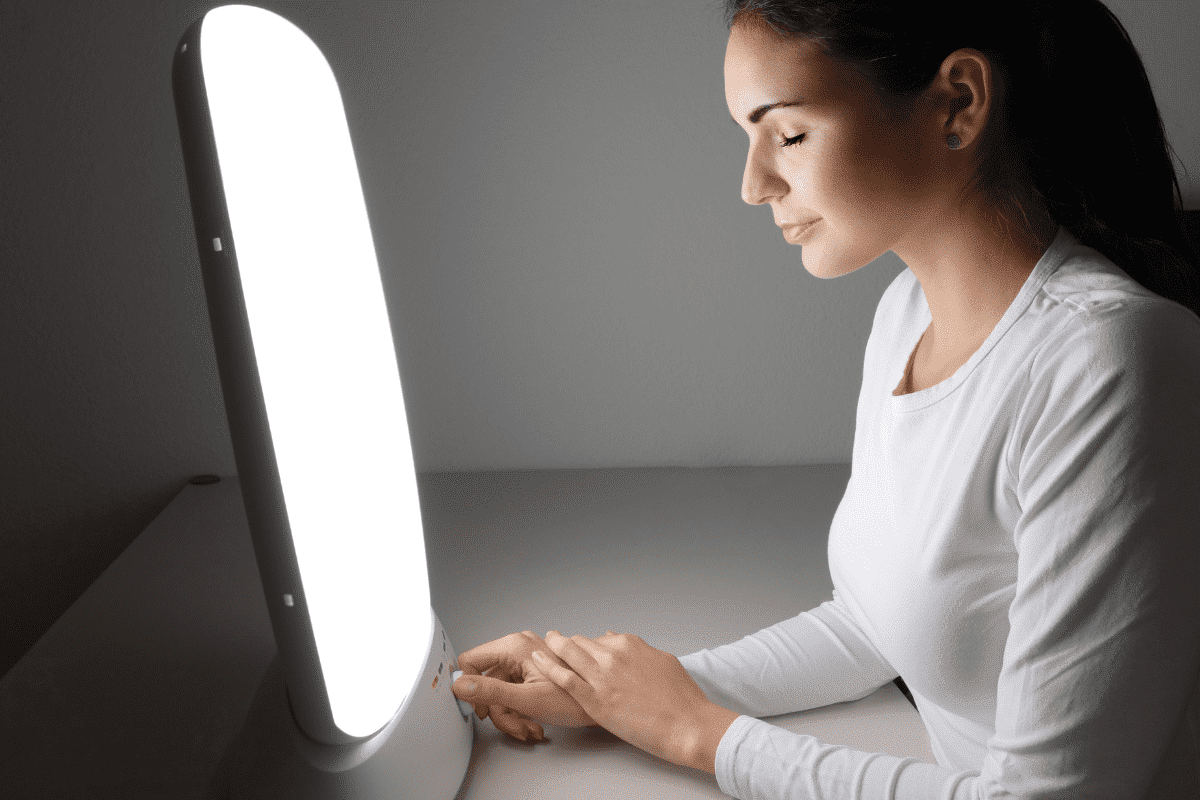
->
<box><xmin>730</xmin><ymin>98</ymin><xmax>807</xmax><ymax>127</ymax></box>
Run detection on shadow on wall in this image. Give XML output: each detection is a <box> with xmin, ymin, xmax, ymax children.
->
<box><xmin>1180</xmin><ymin>210</ymin><xmax>1200</xmax><ymax>257</ymax></box>
<box><xmin>0</xmin><ymin>481</ymin><xmax>188</xmax><ymax>682</ymax></box>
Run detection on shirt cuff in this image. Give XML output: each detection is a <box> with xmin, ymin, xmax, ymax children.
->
<box><xmin>714</xmin><ymin>714</ymin><xmax>762</xmax><ymax>797</ymax></box>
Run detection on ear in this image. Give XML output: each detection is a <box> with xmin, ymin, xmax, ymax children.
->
<box><xmin>930</xmin><ymin>47</ymin><xmax>996</xmax><ymax>150</ymax></box>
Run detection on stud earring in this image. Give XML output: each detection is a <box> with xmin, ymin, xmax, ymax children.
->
<box><xmin>946</xmin><ymin>134</ymin><xmax>963</xmax><ymax>150</ymax></box>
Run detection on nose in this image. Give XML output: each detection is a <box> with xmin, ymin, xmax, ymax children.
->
<box><xmin>741</xmin><ymin>140</ymin><xmax>784</xmax><ymax>206</ymax></box>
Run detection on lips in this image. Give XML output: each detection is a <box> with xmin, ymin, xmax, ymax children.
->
<box><xmin>781</xmin><ymin>219</ymin><xmax>820</xmax><ymax>239</ymax></box>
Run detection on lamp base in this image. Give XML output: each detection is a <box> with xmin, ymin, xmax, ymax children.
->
<box><xmin>208</xmin><ymin>606</ymin><xmax>473</xmax><ymax>799</ymax></box>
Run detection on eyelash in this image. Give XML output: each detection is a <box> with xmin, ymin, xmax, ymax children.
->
<box><xmin>779</xmin><ymin>133</ymin><xmax>805</xmax><ymax>148</ymax></box>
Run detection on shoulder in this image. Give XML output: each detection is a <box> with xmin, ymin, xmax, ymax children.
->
<box><xmin>1027</xmin><ymin>245</ymin><xmax>1200</xmax><ymax>385</ymax></box>
<box><xmin>1011</xmin><ymin>246</ymin><xmax>1200</xmax><ymax>463</ymax></box>
<box><xmin>1008</xmin><ymin>249</ymin><xmax>1200</xmax><ymax>506</ymax></box>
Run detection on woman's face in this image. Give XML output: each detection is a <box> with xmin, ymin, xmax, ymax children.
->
<box><xmin>724</xmin><ymin>23</ymin><xmax>952</xmax><ymax>279</ymax></box>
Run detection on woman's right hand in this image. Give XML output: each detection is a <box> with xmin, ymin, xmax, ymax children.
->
<box><xmin>452</xmin><ymin>629</ymin><xmax>603</xmax><ymax>742</ymax></box>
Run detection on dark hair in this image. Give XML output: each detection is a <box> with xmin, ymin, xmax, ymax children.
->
<box><xmin>721</xmin><ymin>0</ymin><xmax>1200</xmax><ymax>320</ymax></box>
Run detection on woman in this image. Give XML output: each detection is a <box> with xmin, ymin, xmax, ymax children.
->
<box><xmin>451</xmin><ymin>1</ymin><xmax>1200</xmax><ymax>797</ymax></box>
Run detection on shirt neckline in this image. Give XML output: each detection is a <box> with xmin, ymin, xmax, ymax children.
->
<box><xmin>889</xmin><ymin>225</ymin><xmax>1077</xmax><ymax>411</ymax></box>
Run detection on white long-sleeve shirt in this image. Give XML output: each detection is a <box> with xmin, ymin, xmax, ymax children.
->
<box><xmin>679</xmin><ymin>226</ymin><xmax>1200</xmax><ymax>799</ymax></box>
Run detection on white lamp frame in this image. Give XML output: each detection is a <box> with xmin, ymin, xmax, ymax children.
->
<box><xmin>172</xmin><ymin>5</ymin><xmax>473</xmax><ymax>797</ymax></box>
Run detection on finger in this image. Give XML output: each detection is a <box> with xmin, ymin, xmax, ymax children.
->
<box><xmin>452</xmin><ymin>673</ymin><xmax>534</xmax><ymax>720</ymax></box>
<box><xmin>489</xmin><ymin>706</ymin><xmax>527</xmax><ymax>741</ymax></box>
<box><xmin>459</xmin><ymin>660</ymin><xmax>483</xmax><ymax>713</ymax></box>
<box><xmin>496</xmin><ymin>716</ymin><xmax>527</xmax><ymax>741</ymax></box>
<box><xmin>457</xmin><ymin>630</ymin><xmax>536</xmax><ymax>674</ymax></box>
<box><xmin>487</xmin><ymin>662</ymin><xmax>525</xmax><ymax>719</ymax></box>
<box><xmin>489</xmin><ymin>704</ymin><xmax>547</xmax><ymax>742</ymax></box>
<box><xmin>451</xmin><ymin>677</ymin><xmax>487</xmax><ymax>720</ymax></box>
<box><xmin>456</xmin><ymin>664</ymin><xmax>596</xmax><ymax>730</ymax></box>
<box><xmin>456</xmin><ymin>648</ymin><xmax>487</xmax><ymax>674</ymax></box>
<box><xmin>545</xmin><ymin>630</ymin><xmax>606</xmax><ymax>679</ymax></box>
<box><xmin>530</xmin><ymin>651</ymin><xmax>599</xmax><ymax>725</ymax></box>
<box><xmin>531</xmin><ymin>648</ymin><xmax>595</xmax><ymax>706</ymax></box>
<box><xmin>479</xmin><ymin>664</ymin><xmax>517</xmax><ymax>719</ymax></box>
<box><xmin>501</xmin><ymin>710</ymin><xmax>545</xmax><ymax>742</ymax></box>
<box><xmin>525</xmin><ymin>642</ymin><xmax>573</xmax><ymax>676</ymax></box>
<box><xmin>450</xmin><ymin>671</ymin><xmax>494</xmax><ymax>720</ymax></box>
<box><xmin>485</xmin><ymin>664</ymin><xmax>515</xmax><ymax>682</ymax></box>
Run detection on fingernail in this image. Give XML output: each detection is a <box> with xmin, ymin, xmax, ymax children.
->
<box><xmin>532</xmin><ymin>651</ymin><xmax>546</xmax><ymax>661</ymax></box>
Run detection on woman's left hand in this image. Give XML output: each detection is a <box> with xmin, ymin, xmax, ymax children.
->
<box><xmin>532</xmin><ymin>629</ymin><xmax>740</xmax><ymax>771</ymax></box>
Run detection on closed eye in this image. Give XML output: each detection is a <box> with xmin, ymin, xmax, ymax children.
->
<box><xmin>780</xmin><ymin>133</ymin><xmax>805</xmax><ymax>148</ymax></box>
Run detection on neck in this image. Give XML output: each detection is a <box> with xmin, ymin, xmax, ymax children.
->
<box><xmin>896</xmin><ymin>201</ymin><xmax>1058</xmax><ymax>354</ymax></box>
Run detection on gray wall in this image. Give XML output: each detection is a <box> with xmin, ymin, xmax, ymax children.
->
<box><xmin>2</xmin><ymin>0</ymin><xmax>1197</xmax><ymax>678</ymax></box>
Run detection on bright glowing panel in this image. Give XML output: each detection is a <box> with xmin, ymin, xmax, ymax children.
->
<box><xmin>201</xmin><ymin>5</ymin><xmax>429</xmax><ymax>738</ymax></box>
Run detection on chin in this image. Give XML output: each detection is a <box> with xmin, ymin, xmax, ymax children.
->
<box><xmin>802</xmin><ymin>252</ymin><xmax>850</xmax><ymax>280</ymax></box>
<box><xmin>801</xmin><ymin>235</ymin><xmax>875</xmax><ymax>280</ymax></box>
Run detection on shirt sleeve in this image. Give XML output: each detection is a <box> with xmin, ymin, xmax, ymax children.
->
<box><xmin>983</xmin><ymin>301</ymin><xmax>1200</xmax><ymax>797</ymax></box>
<box><xmin>696</xmin><ymin>301</ymin><xmax>1200</xmax><ymax>799</ymax></box>
<box><xmin>678</xmin><ymin>588</ymin><xmax>899</xmax><ymax>718</ymax></box>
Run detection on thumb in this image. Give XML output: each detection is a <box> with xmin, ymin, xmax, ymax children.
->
<box><xmin>453</xmin><ymin>673</ymin><xmax>508</xmax><ymax>705</ymax></box>
<box><xmin>457</xmin><ymin>670</ymin><xmax>598</xmax><ymax>729</ymax></box>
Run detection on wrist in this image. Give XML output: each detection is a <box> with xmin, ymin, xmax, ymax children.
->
<box><xmin>685</xmin><ymin>704</ymin><xmax>741</xmax><ymax>775</ymax></box>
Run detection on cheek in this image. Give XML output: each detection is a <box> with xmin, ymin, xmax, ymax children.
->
<box><xmin>832</xmin><ymin>129</ymin><xmax>930</xmax><ymax>225</ymax></box>
<box><xmin>810</xmin><ymin>137</ymin><xmax>887</xmax><ymax>219</ymax></box>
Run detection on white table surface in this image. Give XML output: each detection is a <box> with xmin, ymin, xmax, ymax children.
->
<box><xmin>0</xmin><ymin>464</ymin><xmax>936</xmax><ymax>799</ymax></box>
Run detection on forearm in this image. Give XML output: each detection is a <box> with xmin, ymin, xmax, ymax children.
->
<box><xmin>679</xmin><ymin>594</ymin><xmax>897</xmax><ymax>719</ymax></box>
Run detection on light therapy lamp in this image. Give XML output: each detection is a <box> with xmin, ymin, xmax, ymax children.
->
<box><xmin>172</xmin><ymin>6</ymin><xmax>474</xmax><ymax>797</ymax></box>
